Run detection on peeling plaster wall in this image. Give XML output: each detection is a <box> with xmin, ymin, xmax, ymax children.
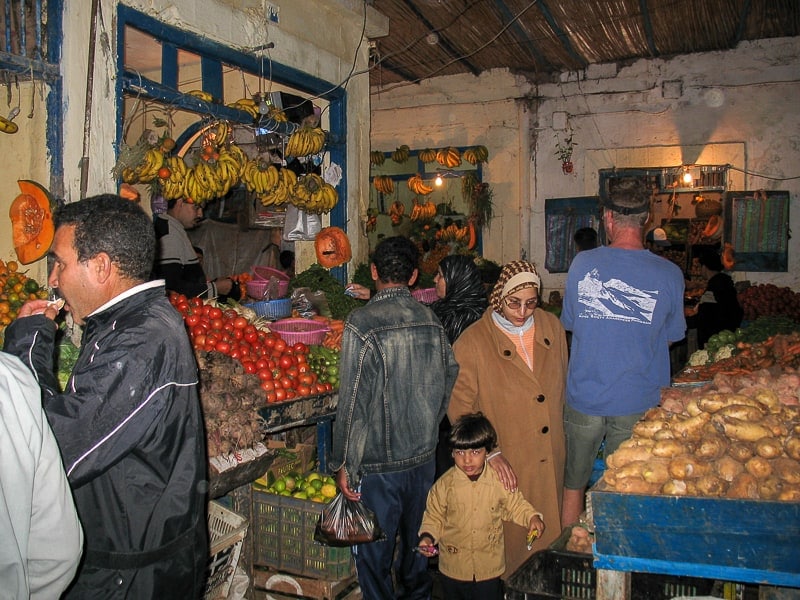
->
<box><xmin>371</xmin><ymin>37</ymin><xmax>800</xmax><ymax>293</ymax></box>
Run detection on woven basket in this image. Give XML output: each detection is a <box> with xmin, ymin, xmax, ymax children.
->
<box><xmin>411</xmin><ymin>288</ymin><xmax>438</xmax><ymax>305</ymax></box>
<box><xmin>269</xmin><ymin>318</ymin><xmax>329</xmax><ymax>346</ymax></box>
<box><xmin>252</xmin><ymin>266</ymin><xmax>290</xmax><ymax>283</ymax></box>
<box><xmin>244</xmin><ymin>298</ymin><xmax>292</xmax><ymax>320</ymax></box>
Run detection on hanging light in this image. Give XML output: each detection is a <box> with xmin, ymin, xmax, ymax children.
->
<box><xmin>435</xmin><ymin>174</ymin><xmax>443</xmax><ymax>187</ymax></box>
<box><xmin>681</xmin><ymin>166</ymin><xmax>694</xmax><ymax>186</ymax></box>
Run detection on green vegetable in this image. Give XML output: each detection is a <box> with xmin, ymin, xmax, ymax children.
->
<box><xmin>290</xmin><ymin>264</ymin><xmax>364</xmax><ymax>320</ymax></box>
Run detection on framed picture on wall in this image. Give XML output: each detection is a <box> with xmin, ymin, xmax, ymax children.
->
<box><xmin>724</xmin><ymin>190</ymin><xmax>789</xmax><ymax>272</ymax></box>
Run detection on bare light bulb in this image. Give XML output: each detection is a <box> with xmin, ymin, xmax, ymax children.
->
<box><xmin>682</xmin><ymin>171</ymin><xmax>693</xmax><ymax>185</ymax></box>
<box><xmin>258</xmin><ymin>101</ymin><xmax>270</xmax><ymax>115</ymax></box>
<box><xmin>435</xmin><ymin>175</ymin><xmax>443</xmax><ymax>187</ymax></box>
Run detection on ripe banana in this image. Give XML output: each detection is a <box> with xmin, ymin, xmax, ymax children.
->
<box><xmin>418</xmin><ymin>149</ymin><xmax>436</xmax><ymax>163</ymax></box>
<box><xmin>226</xmin><ymin>98</ymin><xmax>259</xmax><ymax>119</ymax></box>
<box><xmin>187</xmin><ymin>89</ymin><xmax>215</xmax><ymax>103</ymax></box>
<box><xmin>436</xmin><ymin>147</ymin><xmax>461</xmax><ymax>168</ymax></box>
<box><xmin>463</xmin><ymin>145</ymin><xmax>489</xmax><ymax>165</ymax></box>
<box><xmin>0</xmin><ymin>115</ymin><xmax>18</xmax><ymax>134</ymax></box>
<box><xmin>285</xmin><ymin>126</ymin><xmax>326</xmax><ymax>157</ymax></box>
<box><xmin>407</xmin><ymin>174</ymin><xmax>434</xmax><ymax>195</ymax></box>
<box><xmin>373</xmin><ymin>175</ymin><xmax>394</xmax><ymax>195</ymax></box>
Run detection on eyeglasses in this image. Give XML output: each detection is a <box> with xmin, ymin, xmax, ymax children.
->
<box><xmin>504</xmin><ymin>297</ymin><xmax>539</xmax><ymax>310</ymax></box>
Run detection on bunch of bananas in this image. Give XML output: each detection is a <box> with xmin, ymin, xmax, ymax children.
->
<box><xmin>242</xmin><ymin>160</ymin><xmax>281</xmax><ymax>195</ymax></box>
<box><xmin>391</xmin><ymin>145</ymin><xmax>410</xmax><ymax>164</ymax></box>
<box><xmin>210</xmin><ymin>121</ymin><xmax>231</xmax><ymax>146</ymax></box>
<box><xmin>436</xmin><ymin>147</ymin><xmax>461</xmax><ymax>168</ymax></box>
<box><xmin>407</xmin><ymin>174</ymin><xmax>434</xmax><ymax>195</ymax></box>
<box><xmin>121</xmin><ymin>147</ymin><xmax>166</xmax><ymax>184</ymax></box>
<box><xmin>292</xmin><ymin>173</ymin><xmax>339</xmax><ymax>214</ymax></box>
<box><xmin>254</xmin><ymin>166</ymin><xmax>297</xmax><ymax>207</ymax></box>
<box><xmin>226</xmin><ymin>97</ymin><xmax>259</xmax><ymax>119</ymax></box>
<box><xmin>160</xmin><ymin>156</ymin><xmax>189</xmax><ymax>201</ymax></box>
<box><xmin>462</xmin><ymin>145</ymin><xmax>489</xmax><ymax>165</ymax></box>
<box><xmin>418</xmin><ymin>148</ymin><xmax>437</xmax><ymax>163</ymax></box>
<box><xmin>180</xmin><ymin>143</ymin><xmax>247</xmax><ymax>204</ymax></box>
<box><xmin>435</xmin><ymin>222</ymin><xmax>470</xmax><ymax>244</ymax></box>
<box><xmin>285</xmin><ymin>126</ymin><xmax>326</xmax><ymax>157</ymax></box>
<box><xmin>369</xmin><ymin>150</ymin><xmax>386</xmax><ymax>166</ymax></box>
<box><xmin>373</xmin><ymin>175</ymin><xmax>394</xmax><ymax>194</ymax></box>
<box><xmin>183</xmin><ymin>159</ymin><xmax>225</xmax><ymax>205</ymax></box>
<box><xmin>187</xmin><ymin>89</ymin><xmax>216</xmax><ymax>103</ymax></box>
<box><xmin>410</xmin><ymin>199</ymin><xmax>437</xmax><ymax>221</ymax></box>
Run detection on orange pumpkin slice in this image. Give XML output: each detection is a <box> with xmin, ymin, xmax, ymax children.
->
<box><xmin>10</xmin><ymin>180</ymin><xmax>55</xmax><ymax>264</ymax></box>
<box><xmin>315</xmin><ymin>226</ymin><xmax>352</xmax><ymax>269</ymax></box>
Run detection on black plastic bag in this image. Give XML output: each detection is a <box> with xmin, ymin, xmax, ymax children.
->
<box><xmin>314</xmin><ymin>493</ymin><xmax>386</xmax><ymax>547</ymax></box>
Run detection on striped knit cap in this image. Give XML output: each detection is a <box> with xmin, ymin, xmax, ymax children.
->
<box><xmin>489</xmin><ymin>260</ymin><xmax>541</xmax><ymax>314</ymax></box>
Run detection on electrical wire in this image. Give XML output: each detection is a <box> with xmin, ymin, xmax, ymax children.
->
<box><xmin>727</xmin><ymin>164</ymin><xmax>800</xmax><ymax>182</ymax></box>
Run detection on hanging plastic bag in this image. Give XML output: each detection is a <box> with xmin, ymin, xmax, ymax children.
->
<box><xmin>283</xmin><ymin>204</ymin><xmax>322</xmax><ymax>241</ymax></box>
<box><xmin>314</xmin><ymin>494</ymin><xmax>386</xmax><ymax>547</ymax></box>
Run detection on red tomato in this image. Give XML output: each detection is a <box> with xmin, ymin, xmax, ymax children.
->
<box><xmin>274</xmin><ymin>388</ymin><xmax>287</xmax><ymax>402</ymax></box>
<box><xmin>185</xmin><ymin>314</ymin><xmax>201</xmax><ymax>328</ymax></box>
<box><xmin>274</xmin><ymin>339</ymin><xmax>287</xmax><ymax>354</ymax></box>
<box><xmin>286</xmin><ymin>366</ymin><xmax>299</xmax><ymax>378</ymax></box>
<box><xmin>265</xmin><ymin>391</ymin><xmax>278</xmax><ymax>403</ymax></box>
<box><xmin>233</xmin><ymin>316</ymin><xmax>248</xmax><ymax>330</ymax></box>
<box><xmin>299</xmin><ymin>373</ymin><xmax>316</xmax><ymax>386</ymax></box>
<box><xmin>292</xmin><ymin>342</ymin><xmax>308</xmax><ymax>355</ymax></box>
<box><xmin>323</xmin><ymin>382</ymin><xmax>333</xmax><ymax>392</ymax></box>
<box><xmin>255</xmin><ymin>358</ymin><xmax>270</xmax><ymax>370</ymax></box>
<box><xmin>233</xmin><ymin>328</ymin><xmax>244</xmax><ymax>340</ymax></box>
<box><xmin>257</xmin><ymin>368</ymin><xmax>273</xmax><ymax>381</ymax></box>
<box><xmin>279</xmin><ymin>375</ymin><xmax>294</xmax><ymax>390</ymax></box>
<box><xmin>223</xmin><ymin>309</ymin><xmax>238</xmax><ymax>320</ymax></box>
<box><xmin>245</xmin><ymin>331</ymin><xmax>259</xmax><ymax>344</ymax></box>
<box><xmin>264</xmin><ymin>337</ymin><xmax>276</xmax><ymax>349</ymax></box>
<box><xmin>285</xmin><ymin>389</ymin><xmax>297</xmax><ymax>400</ymax></box>
<box><xmin>194</xmin><ymin>334</ymin><xmax>207</xmax><ymax>348</ymax></box>
<box><xmin>242</xmin><ymin>360</ymin><xmax>257</xmax><ymax>374</ymax></box>
<box><xmin>207</xmin><ymin>307</ymin><xmax>223</xmax><ymax>320</ymax></box>
<box><xmin>191</xmin><ymin>324</ymin><xmax>207</xmax><ymax>338</ymax></box>
<box><xmin>296</xmin><ymin>384</ymin><xmax>312</xmax><ymax>397</ymax></box>
<box><xmin>315</xmin><ymin>382</ymin><xmax>328</xmax><ymax>394</ymax></box>
<box><xmin>298</xmin><ymin>363</ymin><xmax>311</xmax><ymax>374</ymax></box>
<box><xmin>176</xmin><ymin>302</ymin><xmax>190</xmax><ymax>315</ymax></box>
<box><xmin>189</xmin><ymin>297</ymin><xmax>204</xmax><ymax>309</ymax></box>
<box><xmin>215</xmin><ymin>340</ymin><xmax>231</xmax><ymax>354</ymax></box>
<box><xmin>278</xmin><ymin>355</ymin><xmax>294</xmax><ymax>370</ymax></box>
<box><xmin>210</xmin><ymin>318</ymin><xmax>224</xmax><ymax>330</ymax></box>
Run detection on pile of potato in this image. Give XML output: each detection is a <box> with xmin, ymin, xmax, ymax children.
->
<box><xmin>601</xmin><ymin>374</ymin><xmax>800</xmax><ymax>501</ymax></box>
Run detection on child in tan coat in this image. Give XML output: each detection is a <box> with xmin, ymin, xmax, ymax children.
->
<box><xmin>418</xmin><ymin>413</ymin><xmax>545</xmax><ymax>599</ymax></box>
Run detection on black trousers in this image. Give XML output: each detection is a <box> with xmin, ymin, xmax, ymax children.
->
<box><xmin>437</xmin><ymin>572</ymin><xmax>504</xmax><ymax>600</ymax></box>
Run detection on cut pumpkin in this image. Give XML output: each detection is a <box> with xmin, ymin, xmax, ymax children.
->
<box><xmin>314</xmin><ymin>227</ymin><xmax>352</xmax><ymax>269</ymax></box>
<box><xmin>702</xmin><ymin>214</ymin><xmax>722</xmax><ymax>238</ymax></box>
<box><xmin>721</xmin><ymin>242</ymin><xmax>735</xmax><ymax>270</ymax></box>
<box><xmin>9</xmin><ymin>180</ymin><xmax>54</xmax><ymax>264</ymax></box>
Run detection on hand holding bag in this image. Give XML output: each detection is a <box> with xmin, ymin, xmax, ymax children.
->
<box><xmin>313</xmin><ymin>493</ymin><xmax>386</xmax><ymax>547</ymax></box>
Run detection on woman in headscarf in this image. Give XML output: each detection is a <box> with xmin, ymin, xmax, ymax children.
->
<box><xmin>430</xmin><ymin>255</ymin><xmax>488</xmax><ymax>343</ymax></box>
<box><xmin>447</xmin><ymin>260</ymin><xmax>568</xmax><ymax>577</ymax></box>
<box><xmin>429</xmin><ymin>255</ymin><xmax>488</xmax><ymax>477</ymax></box>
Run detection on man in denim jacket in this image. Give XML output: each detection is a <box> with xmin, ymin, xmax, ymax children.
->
<box><xmin>332</xmin><ymin>236</ymin><xmax>459</xmax><ymax>599</ymax></box>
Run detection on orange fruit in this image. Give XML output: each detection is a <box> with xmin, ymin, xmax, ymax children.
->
<box><xmin>157</xmin><ymin>166</ymin><xmax>172</xmax><ymax>179</ymax></box>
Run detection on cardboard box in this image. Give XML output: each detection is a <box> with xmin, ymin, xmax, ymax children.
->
<box><xmin>262</xmin><ymin>442</ymin><xmax>316</xmax><ymax>486</ymax></box>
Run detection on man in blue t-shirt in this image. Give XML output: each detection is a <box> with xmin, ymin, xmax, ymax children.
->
<box><xmin>560</xmin><ymin>177</ymin><xmax>686</xmax><ymax>527</ymax></box>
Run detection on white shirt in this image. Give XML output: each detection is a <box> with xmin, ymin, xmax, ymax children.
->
<box><xmin>0</xmin><ymin>352</ymin><xmax>83</xmax><ymax>599</ymax></box>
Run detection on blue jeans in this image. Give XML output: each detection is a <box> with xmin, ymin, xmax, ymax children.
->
<box><xmin>353</xmin><ymin>459</ymin><xmax>435</xmax><ymax>600</ymax></box>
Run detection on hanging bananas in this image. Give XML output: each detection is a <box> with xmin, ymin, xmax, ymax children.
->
<box><xmin>391</xmin><ymin>145</ymin><xmax>410</xmax><ymax>163</ymax></box>
<box><xmin>370</xmin><ymin>150</ymin><xmax>386</xmax><ymax>166</ymax></box>
<box><xmin>435</xmin><ymin>222</ymin><xmax>471</xmax><ymax>244</ymax></box>
<box><xmin>409</xmin><ymin>198</ymin><xmax>437</xmax><ymax>221</ymax></box>
<box><xmin>242</xmin><ymin>159</ymin><xmax>281</xmax><ymax>196</ymax></box>
<box><xmin>418</xmin><ymin>148</ymin><xmax>437</xmax><ymax>163</ymax></box>
<box><xmin>187</xmin><ymin>89</ymin><xmax>215</xmax><ymax>103</ymax></box>
<box><xmin>256</xmin><ymin>166</ymin><xmax>297</xmax><ymax>207</ymax></box>
<box><xmin>462</xmin><ymin>145</ymin><xmax>489</xmax><ymax>165</ymax></box>
<box><xmin>373</xmin><ymin>175</ymin><xmax>395</xmax><ymax>194</ymax></box>
<box><xmin>407</xmin><ymin>174</ymin><xmax>434</xmax><ymax>195</ymax></box>
<box><xmin>125</xmin><ymin>147</ymin><xmax>166</xmax><ymax>184</ymax></box>
<box><xmin>436</xmin><ymin>147</ymin><xmax>461</xmax><ymax>168</ymax></box>
<box><xmin>292</xmin><ymin>173</ymin><xmax>339</xmax><ymax>214</ymax></box>
<box><xmin>389</xmin><ymin>201</ymin><xmax>405</xmax><ymax>225</ymax></box>
<box><xmin>226</xmin><ymin>97</ymin><xmax>260</xmax><ymax>119</ymax></box>
<box><xmin>285</xmin><ymin>126</ymin><xmax>326</xmax><ymax>157</ymax></box>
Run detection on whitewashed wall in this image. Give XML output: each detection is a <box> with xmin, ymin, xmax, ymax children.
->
<box><xmin>370</xmin><ymin>37</ymin><xmax>800</xmax><ymax>294</ymax></box>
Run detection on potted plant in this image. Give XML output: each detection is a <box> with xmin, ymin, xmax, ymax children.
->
<box><xmin>554</xmin><ymin>133</ymin><xmax>576</xmax><ymax>174</ymax></box>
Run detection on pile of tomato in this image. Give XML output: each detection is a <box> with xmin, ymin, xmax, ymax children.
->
<box><xmin>169</xmin><ymin>292</ymin><xmax>332</xmax><ymax>403</ymax></box>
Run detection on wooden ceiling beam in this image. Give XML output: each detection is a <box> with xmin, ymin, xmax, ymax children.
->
<box><xmin>491</xmin><ymin>0</ymin><xmax>551</xmax><ymax>71</ymax></box>
<box><xmin>402</xmin><ymin>0</ymin><xmax>482</xmax><ymax>77</ymax></box>
<box><xmin>535</xmin><ymin>0</ymin><xmax>588</xmax><ymax>69</ymax></box>
<box><xmin>639</xmin><ymin>0</ymin><xmax>659</xmax><ymax>57</ymax></box>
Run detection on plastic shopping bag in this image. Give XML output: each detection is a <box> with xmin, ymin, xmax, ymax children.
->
<box><xmin>314</xmin><ymin>493</ymin><xmax>386</xmax><ymax>547</ymax></box>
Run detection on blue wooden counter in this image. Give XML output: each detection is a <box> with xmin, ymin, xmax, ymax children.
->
<box><xmin>590</xmin><ymin>486</ymin><xmax>800</xmax><ymax>588</ymax></box>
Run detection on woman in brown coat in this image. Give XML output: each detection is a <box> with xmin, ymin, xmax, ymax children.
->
<box><xmin>447</xmin><ymin>260</ymin><xmax>568</xmax><ymax>577</ymax></box>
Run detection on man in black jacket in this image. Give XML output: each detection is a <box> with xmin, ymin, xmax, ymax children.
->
<box><xmin>3</xmin><ymin>194</ymin><xmax>208</xmax><ymax>598</ymax></box>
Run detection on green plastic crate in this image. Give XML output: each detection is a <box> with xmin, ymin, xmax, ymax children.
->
<box><xmin>251</xmin><ymin>486</ymin><xmax>353</xmax><ymax>580</ymax></box>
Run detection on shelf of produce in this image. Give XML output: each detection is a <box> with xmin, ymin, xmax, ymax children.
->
<box><xmin>208</xmin><ymin>392</ymin><xmax>338</xmax><ymax>498</ymax></box>
<box><xmin>589</xmin><ymin>484</ymin><xmax>800</xmax><ymax>588</ymax></box>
